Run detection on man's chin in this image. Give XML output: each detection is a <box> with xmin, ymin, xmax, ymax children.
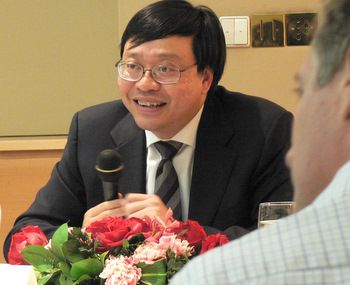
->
<box><xmin>134</xmin><ymin>121</ymin><xmax>163</xmax><ymax>137</ymax></box>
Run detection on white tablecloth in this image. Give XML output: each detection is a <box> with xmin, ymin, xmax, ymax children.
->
<box><xmin>0</xmin><ymin>264</ymin><xmax>37</xmax><ymax>285</ymax></box>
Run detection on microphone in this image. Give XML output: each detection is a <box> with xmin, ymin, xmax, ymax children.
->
<box><xmin>95</xmin><ymin>149</ymin><xmax>124</xmax><ymax>201</ymax></box>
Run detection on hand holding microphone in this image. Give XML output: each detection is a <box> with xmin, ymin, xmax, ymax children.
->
<box><xmin>93</xmin><ymin>149</ymin><xmax>167</xmax><ymax>223</ymax></box>
<box><xmin>82</xmin><ymin>150</ymin><xmax>124</xmax><ymax>228</ymax></box>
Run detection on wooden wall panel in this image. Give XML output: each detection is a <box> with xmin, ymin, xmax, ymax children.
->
<box><xmin>0</xmin><ymin>150</ymin><xmax>62</xmax><ymax>263</ymax></box>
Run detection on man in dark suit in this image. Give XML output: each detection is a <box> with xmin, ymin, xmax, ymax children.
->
<box><xmin>4</xmin><ymin>0</ymin><xmax>292</xmax><ymax>259</ymax></box>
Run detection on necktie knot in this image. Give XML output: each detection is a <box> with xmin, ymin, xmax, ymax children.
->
<box><xmin>154</xmin><ymin>141</ymin><xmax>183</xmax><ymax>161</ymax></box>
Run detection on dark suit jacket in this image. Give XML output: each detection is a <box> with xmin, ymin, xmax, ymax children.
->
<box><xmin>4</xmin><ymin>86</ymin><xmax>293</xmax><ymax>259</ymax></box>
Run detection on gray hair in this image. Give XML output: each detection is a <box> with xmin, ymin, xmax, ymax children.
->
<box><xmin>313</xmin><ymin>0</ymin><xmax>350</xmax><ymax>86</ymax></box>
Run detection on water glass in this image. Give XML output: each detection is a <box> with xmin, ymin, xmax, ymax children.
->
<box><xmin>258</xmin><ymin>201</ymin><xmax>294</xmax><ymax>228</ymax></box>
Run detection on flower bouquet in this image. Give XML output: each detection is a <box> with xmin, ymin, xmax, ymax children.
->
<box><xmin>8</xmin><ymin>210</ymin><xmax>229</xmax><ymax>285</ymax></box>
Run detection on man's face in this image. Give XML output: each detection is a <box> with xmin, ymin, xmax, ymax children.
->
<box><xmin>286</xmin><ymin>52</ymin><xmax>347</xmax><ymax>211</ymax></box>
<box><xmin>118</xmin><ymin>36</ymin><xmax>213</xmax><ymax>139</ymax></box>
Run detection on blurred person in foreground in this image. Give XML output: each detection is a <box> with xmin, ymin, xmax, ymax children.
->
<box><xmin>4</xmin><ymin>0</ymin><xmax>293</xmax><ymax>260</ymax></box>
<box><xmin>171</xmin><ymin>0</ymin><xmax>350</xmax><ymax>284</ymax></box>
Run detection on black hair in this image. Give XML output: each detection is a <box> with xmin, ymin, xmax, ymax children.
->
<box><xmin>120</xmin><ymin>0</ymin><xmax>226</xmax><ymax>91</ymax></box>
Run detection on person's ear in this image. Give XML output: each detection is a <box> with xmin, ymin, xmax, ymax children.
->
<box><xmin>201</xmin><ymin>67</ymin><xmax>214</xmax><ymax>94</ymax></box>
<box><xmin>341</xmin><ymin>46</ymin><xmax>350</xmax><ymax>120</ymax></box>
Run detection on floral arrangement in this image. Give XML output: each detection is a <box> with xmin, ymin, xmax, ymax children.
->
<box><xmin>8</xmin><ymin>210</ymin><xmax>229</xmax><ymax>285</ymax></box>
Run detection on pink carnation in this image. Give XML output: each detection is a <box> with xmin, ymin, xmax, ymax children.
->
<box><xmin>100</xmin><ymin>255</ymin><xmax>141</xmax><ymax>285</ymax></box>
<box><xmin>158</xmin><ymin>235</ymin><xmax>193</xmax><ymax>257</ymax></box>
<box><xmin>132</xmin><ymin>242</ymin><xmax>167</xmax><ymax>264</ymax></box>
<box><xmin>133</xmin><ymin>234</ymin><xmax>192</xmax><ymax>265</ymax></box>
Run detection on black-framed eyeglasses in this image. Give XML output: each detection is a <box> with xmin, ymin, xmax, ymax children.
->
<box><xmin>115</xmin><ymin>60</ymin><xmax>197</xmax><ymax>85</ymax></box>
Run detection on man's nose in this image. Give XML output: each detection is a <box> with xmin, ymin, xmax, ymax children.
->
<box><xmin>136</xmin><ymin>70</ymin><xmax>161</xmax><ymax>91</ymax></box>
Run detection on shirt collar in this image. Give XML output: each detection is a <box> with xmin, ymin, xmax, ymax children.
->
<box><xmin>145</xmin><ymin>106</ymin><xmax>204</xmax><ymax>148</ymax></box>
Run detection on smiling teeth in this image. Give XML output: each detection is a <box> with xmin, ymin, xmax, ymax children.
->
<box><xmin>137</xmin><ymin>100</ymin><xmax>163</xmax><ymax>107</ymax></box>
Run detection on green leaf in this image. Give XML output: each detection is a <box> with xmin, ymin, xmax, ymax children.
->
<box><xmin>122</xmin><ymin>239</ymin><xmax>129</xmax><ymax>249</ymax></box>
<box><xmin>70</xmin><ymin>258</ymin><xmax>103</xmax><ymax>280</ymax></box>
<box><xmin>57</xmin><ymin>261</ymin><xmax>71</xmax><ymax>278</ymax></box>
<box><xmin>51</xmin><ymin>223</ymin><xmax>69</xmax><ymax>260</ymax></box>
<box><xmin>139</xmin><ymin>260</ymin><xmax>167</xmax><ymax>285</ymax></box>
<box><xmin>58</xmin><ymin>273</ymin><xmax>74</xmax><ymax>285</ymax></box>
<box><xmin>22</xmin><ymin>245</ymin><xmax>58</xmax><ymax>269</ymax></box>
<box><xmin>139</xmin><ymin>259</ymin><xmax>166</xmax><ymax>273</ymax></box>
<box><xmin>36</xmin><ymin>269</ymin><xmax>61</xmax><ymax>285</ymax></box>
<box><xmin>70</xmin><ymin>227</ymin><xmax>83</xmax><ymax>237</ymax></box>
<box><xmin>75</xmin><ymin>274</ymin><xmax>93</xmax><ymax>283</ymax></box>
<box><xmin>99</xmin><ymin>251</ymin><xmax>109</xmax><ymax>266</ymax></box>
<box><xmin>63</xmin><ymin>239</ymin><xmax>86</xmax><ymax>263</ymax></box>
<box><xmin>37</xmin><ymin>274</ymin><xmax>53</xmax><ymax>285</ymax></box>
<box><xmin>166</xmin><ymin>254</ymin><xmax>188</xmax><ymax>279</ymax></box>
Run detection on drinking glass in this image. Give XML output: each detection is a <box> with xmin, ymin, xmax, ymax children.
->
<box><xmin>258</xmin><ymin>201</ymin><xmax>294</xmax><ymax>228</ymax></box>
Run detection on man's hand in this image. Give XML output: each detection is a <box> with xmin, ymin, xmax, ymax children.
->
<box><xmin>82</xmin><ymin>193</ymin><xmax>168</xmax><ymax>228</ymax></box>
<box><xmin>82</xmin><ymin>193</ymin><xmax>126</xmax><ymax>228</ymax></box>
<box><xmin>123</xmin><ymin>193</ymin><xmax>168</xmax><ymax>222</ymax></box>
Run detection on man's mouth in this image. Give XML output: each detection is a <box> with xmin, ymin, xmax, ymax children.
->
<box><xmin>135</xmin><ymin>100</ymin><xmax>166</xmax><ymax>108</ymax></box>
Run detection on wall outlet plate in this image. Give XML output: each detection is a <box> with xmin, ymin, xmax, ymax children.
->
<box><xmin>285</xmin><ymin>13</ymin><xmax>317</xmax><ymax>46</ymax></box>
<box><xmin>251</xmin><ymin>14</ymin><xmax>284</xmax><ymax>47</ymax></box>
<box><xmin>219</xmin><ymin>16</ymin><xmax>250</xmax><ymax>47</ymax></box>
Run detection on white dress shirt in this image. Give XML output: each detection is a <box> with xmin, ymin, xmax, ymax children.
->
<box><xmin>145</xmin><ymin>107</ymin><xmax>203</xmax><ymax>220</ymax></box>
<box><xmin>170</xmin><ymin>160</ymin><xmax>350</xmax><ymax>284</ymax></box>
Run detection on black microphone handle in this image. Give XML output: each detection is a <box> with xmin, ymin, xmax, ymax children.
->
<box><xmin>102</xmin><ymin>181</ymin><xmax>119</xmax><ymax>201</ymax></box>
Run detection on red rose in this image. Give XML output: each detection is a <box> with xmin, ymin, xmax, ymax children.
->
<box><xmin>182</xmin><ymin>220</ymin><xmax>207</xmax><ymax>245</ymax></box>
<box><xmin>200</xmin><ymin>233</ymin><xmax>229</xmax><ymax>254</ymax></box>
<box><xmin>166</xmin><ymin>220</ymin><xmax>207</xmax><ymax>246</ymax></box>
<box><xmin>8</xmin><ymin>225</ymin><xmax>48</xmax><ymax>265</ymax></box>
<box><xmin>86</xmin><ymin>216</ymin><xmax>150</xmax><ymax>250</ymax></box>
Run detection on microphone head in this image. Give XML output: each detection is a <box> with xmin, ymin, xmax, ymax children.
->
<box><xmin>95</xmin><ymin>149</ymin><xmax>124</xmax><ymax>183</ymax></box>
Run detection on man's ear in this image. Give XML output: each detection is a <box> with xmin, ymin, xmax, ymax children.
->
<box><xmin>201</xmin><ymin>67</ymin><xmax>214</xmax><ymax>94</ymax></box>
<box><xmin>342</xmin><ymin>46</ymin><xmax>350</xmax><ymax>120</ymax></box>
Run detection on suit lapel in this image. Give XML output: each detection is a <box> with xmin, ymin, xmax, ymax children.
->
<box><xmin>189</xmin><ymin>95</ymin><xmax>237</xmax><ymax>225</ymax></box>
<box><xmin>110</xmin><ymin>113</ymin><xmax>146</xmax><ymax>196</ymax></box>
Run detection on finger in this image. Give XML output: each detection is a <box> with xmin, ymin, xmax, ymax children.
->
<box><xmin>84</xmin><ymin>199</ymin><xmax>125</xmax><ymax>219</ymax></box>
<box><xmin>94</xmin><ymin>207</ymin><xmax>127</xmax><ymax>221</ymax></box>
<box><xmin>127</xmin><ymin>207</ymin><xmax>156</xmax><ymax>219</ymax></box>
<box><xmin>83</xmin><ymin>206</ymin><xmax>127</xmax><ymax>228</ymax></box>
<box><xmin>124</xmin><ymin>197</ymin><xmax>166</xmax><ymax>216</ymax></box>
<box><xmin>127</xmin><ymin>207</ymin><xmax>167</xmax><ymax>222</ymax></box>
<box><xmin>125</xmin><ymin>193</ymin><xmax>156</xmax><ymax>202</ymax></box>
<box><xmin>124</xmin><ymin>199</ymin><xmax>151</xmax><ymax>215</ymax></box>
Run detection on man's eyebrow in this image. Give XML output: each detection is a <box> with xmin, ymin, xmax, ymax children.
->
<box><xmin>123</xmin><ymin>52</ymin><xmax>181</xmax><ymax>60</ymax></box>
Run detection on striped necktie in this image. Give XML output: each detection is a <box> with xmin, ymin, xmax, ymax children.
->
<box><xmin>154</xmin><ymin>141</ymin><xmax>183</xmax><ymax>220</ymax></box>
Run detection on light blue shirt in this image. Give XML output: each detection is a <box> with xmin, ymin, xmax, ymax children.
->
<box><xmin>170</xmin><ymin>161</ymin><xmax>350</xmax><ymax>284</ymax></box>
